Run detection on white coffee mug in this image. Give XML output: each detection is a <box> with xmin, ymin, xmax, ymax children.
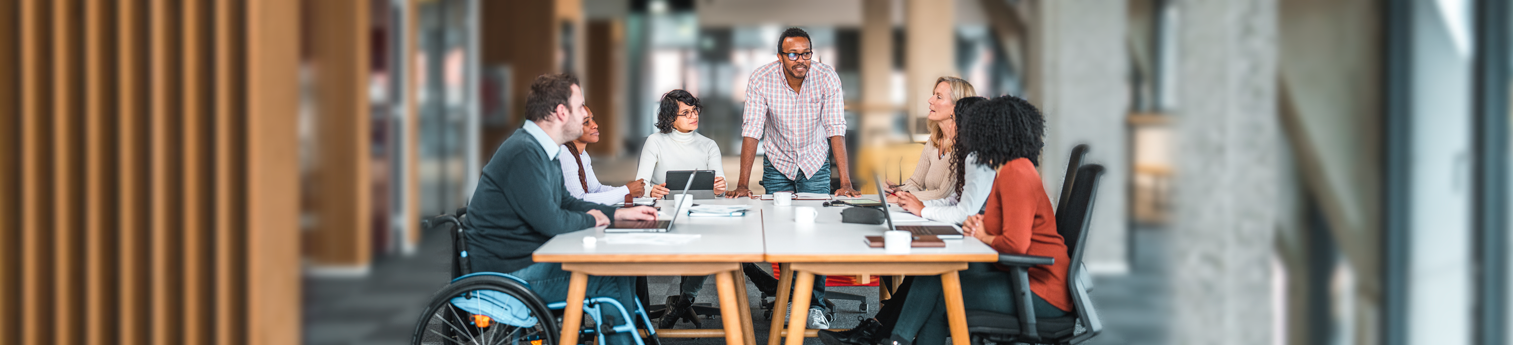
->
<box><xmin>795</xmin><ymin>207</ymin><xmax>818</xmax><ymax>223</ymax></box>
<box><xmin>774</xmin><ymin>192</ymin><xmax>793</xmax><ymax>206</ymax></box>
<box><xmin>676</xmin><ymin>194</ymin><xmax>694</xmax><ymax>215</ymax></box>
<box><xmin>884</xmin><ymin>230</ymin><xmax>912</xmax><ymax>254</ymax></box>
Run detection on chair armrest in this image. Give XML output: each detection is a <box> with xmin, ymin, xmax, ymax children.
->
<box><xmin>998</xmin><ymin>254</ymin><xmax>1055</xmax><ymax>266</ymax></box>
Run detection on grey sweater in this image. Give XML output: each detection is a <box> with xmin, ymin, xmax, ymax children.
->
<box><xmin>465</xmin><ymin>127</ymin><xmax>618</xmax><ymax>274</ymax></box>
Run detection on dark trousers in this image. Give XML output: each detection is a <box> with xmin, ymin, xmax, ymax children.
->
<box><xmin>509</xmin><ymin>262</ymin><xmax>638</xmax><ymax>345</ymax></box>
<box><xmin>887</xmin><ymin>263</ymin><xmax>1068</xmax><ymax>345</ymax></box>
<box><xmin>754</xmin><ymin>156</ymin><xmax>834</xmax><ymax>312</ymax></box>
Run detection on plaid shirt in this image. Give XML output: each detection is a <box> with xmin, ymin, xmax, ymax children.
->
<box><xmin>741</xmin><ymin>60</ymin><xmax>847</xmax><ymax>181</ymax></box>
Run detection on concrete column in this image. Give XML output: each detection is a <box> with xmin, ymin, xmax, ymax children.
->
<box><xmin>859</xmin><ymin>0</ymin><xmax>894</xmax><ymax>145</ymax></box>
<box><xmin>306</xmin><ymin>0</ymin><xmax>372</xmax><ymax>272</ymax></box>
<box><xmin>904</xmin><ymin>0</ymin><xmax>955</xmax><ymax>139</ymax></box>
<box><xmin>1032</xmin><ymin>0</ymin><xmax>1130</xmax><ymax>274</ymax></box>
<box><xmin>1170</xmin><ymin>0</ymin><xmax>1282</xmax><ymax>344</ymax></box>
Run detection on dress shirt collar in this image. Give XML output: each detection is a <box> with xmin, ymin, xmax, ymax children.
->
<box><xmin>523</xmin><ymin>120</ymin><xmax>560</xmax><ymax>160</ymax></box>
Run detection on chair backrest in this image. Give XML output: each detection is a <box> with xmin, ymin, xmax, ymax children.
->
<box><xmin>422</xmin><ymin>207</ymin><xmax>472</xmax><ymax>279</ymax></box>
<box><xmin>1059</xmin><ymin>164</ymin><xmax>1104</xmax><ymax>342</ymax></box>
<box><xmin>1054</xmin><ymin>144</ymin><xmax>1089</xmax><ymax>257</ymax></box>
<box><xmin>1055</xmin><ymin>144</ymin><xmax>1090</xmax><ymax>217</ymax></box>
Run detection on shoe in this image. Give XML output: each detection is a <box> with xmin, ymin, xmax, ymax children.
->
<box><xmin>818</xmin><ymin>318</ymin><xmax>884</xmax><ymax>345</ymax></box>
<box><xmin>742</xmin><ymin>263</ymin><xmax>779</xmax><ymax>296</ymax></box>
<box><xmin>658</xmin><ymin>295</ymin><xmax>703</xmax><ymax>328</ymax></box>
<box><xmin>807</xmin><ymin>306</ymin><xmax>831</xmax><ymax>329</ymax></box>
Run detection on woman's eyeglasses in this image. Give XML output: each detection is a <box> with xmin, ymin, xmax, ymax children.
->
<box><xmin>782</xmin><ymin>51</ymin><xmax>814</xmax><ymax>61</ymax></box>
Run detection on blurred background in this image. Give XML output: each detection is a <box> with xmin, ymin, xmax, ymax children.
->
<box><xmin>1</xmin><ymin>0</ymin><xmax>1510</xmax><ymax>344</ymax></box>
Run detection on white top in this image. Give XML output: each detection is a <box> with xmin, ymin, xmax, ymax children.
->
<box><xmin>634</xmin><ymin>130</ymin><xmax>725</xmax><ymax>196</ymax></box>
<box><xmin>558</xmin><ymin>145</ymin><xmax>631</xmax><ymax>205</ymax></box>
<box><xmin>919</xmin><ymin>154</ymin><xmax>994</xmax><ymax>225</ymax></box>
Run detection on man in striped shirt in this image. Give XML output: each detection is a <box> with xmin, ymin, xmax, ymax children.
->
<box><xmin>726</xmin><ymin>27</ymin><xmax>859</xmax><ymax>330</ymax></box>
<box><xmin>727</xmin><ymin>28</ymin><xmax>860</xmax><ymax>199</ymax></box>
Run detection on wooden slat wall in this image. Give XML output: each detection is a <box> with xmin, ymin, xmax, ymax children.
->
<box><xmin>6</xmin><ymin>0</ymin><xmax>302</xmax><ymax>344</ymax></box>
<box><xmin>245</xmin><ymin>0</ymin><xmax>301</xmax><ymax>343</ymax></box>
<box><xmin>83</xmin><ymin>1</ymin><xmax>118</xmax><ymax>345</ymax></box>
<box><xmin>0</xmin><ymin>0</ymin><xmax>18</xmax><ymax>343</ymax></box>
<box><xmin>52</xmin><ymin>2</ymin><xmax>81</xmax><ymax>345</ymax></box>
<box><xmin>117</xmin><ymin>0</ymin><xmax>150</xmax><ymax>344</ymax></box>
<box><xmin>20</xmin><ymin>2</ymin><xmax>56</xmax><ymax>345</ymax></box>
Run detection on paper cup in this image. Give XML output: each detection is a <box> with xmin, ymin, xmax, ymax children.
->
<box><xmin>774</xmin><ymin>192</ymin><xmax>793</xmax><ymax>206</ymax></box>
<box><xmin>795</xmin><ymin>207</ymin><xmax>818</xmax><ymax>223</ymax></box>
<box><xmin>677</xmin><ymin>194</ymin><xmax>694</xmax><ymax>215</ymax></box>
<box><xmin>884</xmin><ymin>230</ymin><xmax>912</xmax><ymax>254</ymax></box>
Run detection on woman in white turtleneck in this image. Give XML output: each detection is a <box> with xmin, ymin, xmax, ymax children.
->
<box><xmin>634</xmin><ymin>89</ymin><xmax>727</xmax><ymax>197</ymax></box>
<box><xmin>638</xmin><ymin>90</ymin><xmax>731</xmax><ymax>328</ymax></box>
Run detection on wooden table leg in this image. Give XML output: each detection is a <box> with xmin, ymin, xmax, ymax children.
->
<box><xmin>784</xmin><ymin>272</ymin><xmax>815</xmax><ymax>345</ymax></box>
<box><xmin>733</xmin><ymin>271</ymin><xmax>757</xmax><ymax>345</ymax></box>
<box><xmin>560</xmin><ymin>271</ymin><xmax>590</xmax><ymax>345</ymax></box>
<box><xmin>766</xmin><ymin>263</ymin><xmax>793</xmax><ymax>345</ymax></box>
<box><xmin>940</xmin><ymin>271</ymin><xmax>970</xmax><ymax>345</ymax></box>
<box><xmin>716</xmin><ymin>271</ymin><xmax>746</xmax><ymax>345</ymax></box>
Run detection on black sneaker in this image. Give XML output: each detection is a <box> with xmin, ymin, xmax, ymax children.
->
<box><xmin>818</xmin><ymin>318</ymin><xmax>884</xmax><ymax>345</ymax></box>
<box><xmin>658</xmin><ymin>295</ymin><xmax>703</xmax><ymax>328</ymax></box>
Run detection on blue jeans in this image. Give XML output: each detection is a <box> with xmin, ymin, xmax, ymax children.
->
<box><xmin>890</xmin><ymin>263</ymin><xmax>1068</xmax><ymax>345</ymax></box>
<box><xmin>761</xmin><ymin>157</ymin><xmax>832</xmax><ymax>194</ymax></box>
<box><xmin>508</xmin><ymin>262</ymin><xmax>638</xmax><ymax>345</ymax></box>
<box><xmin>760</xmin><ymin>157</ymin><xmax>833</xmax><ymax>312</ymax></box>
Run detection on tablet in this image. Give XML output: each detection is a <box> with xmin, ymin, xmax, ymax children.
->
<box><xmin>664</xmin><ymin>170</ymin><xmax>716</xmax><ymax>191</ymax></box>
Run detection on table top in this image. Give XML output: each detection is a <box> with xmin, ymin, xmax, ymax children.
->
<box><xmin>533</xmin><ymin>197</ymin><xmax>768</xmax><ymax>263</ymax></box>
<box><xmin>759</xmin><ymin>198</ymin><xmax>1000</xmax><ymax>263</ymax></box>
<box><xmin>533</xmin><ymin>196</ymin><xmax>999</xmax><ymax>264</ymax></box>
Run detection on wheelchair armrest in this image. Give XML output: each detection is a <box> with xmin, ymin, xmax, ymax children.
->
<box><xmin>998</xmin><ymin>254</ymin><xmax>1055</xmax><ymax>267</ymax></box>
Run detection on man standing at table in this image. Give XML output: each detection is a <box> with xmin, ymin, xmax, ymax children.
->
<box><xmin>726</xmin><ymin>27</ymin><xmax>860</xmax><ymax>329</ymax></box>
<box><xmin>466</xmin><ymin>73</ymin><xmax>657</xmax><ymax>345</ymax></box>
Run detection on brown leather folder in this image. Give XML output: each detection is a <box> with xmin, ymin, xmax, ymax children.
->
<box><xmin>863</xmin><ymin>235</ymin><xmax>946</xmax><ymax>248</ymax></box>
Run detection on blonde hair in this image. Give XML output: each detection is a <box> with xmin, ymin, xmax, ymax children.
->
<box><xmin>927</xmin><ymin>76</ymin><xmax>976</xmax><ymax>151</ymax></box>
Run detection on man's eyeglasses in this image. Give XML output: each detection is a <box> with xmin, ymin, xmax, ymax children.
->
<box><xmin>782</xmin><ymin>51</ymin><xmax>814</xmax><ymax>61</ymax></box>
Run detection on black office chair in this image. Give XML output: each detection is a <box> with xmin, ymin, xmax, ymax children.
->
<box><xmin>966</xmin><ymin>164</ymin><xmax>1105</xmax><ymax>344</ymax></box>
<box><xmin>1057</xmin><ymin>145</ymin><xmax>1094</xmax><ymax>293</ymax></box>
<box><xmin>1057</xmin><ymin>145</ymin><xmax>1089</xmax><ymax>214</ymax></box>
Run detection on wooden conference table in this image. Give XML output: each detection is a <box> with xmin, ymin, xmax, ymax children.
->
<box><xmin>533</xmin><ymin>197</ymin><xmax>999</xmax><ymax>345</ymax></box>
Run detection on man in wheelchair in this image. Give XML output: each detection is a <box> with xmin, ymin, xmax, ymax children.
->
<box><xmin>464</xmin><ymin>73</ymin><xmax>658</xmax><ymax>344</ymax></box>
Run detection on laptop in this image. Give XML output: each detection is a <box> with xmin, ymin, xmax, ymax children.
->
<box><xmin>874</xmin><ymin>174</ymin><xmax>963</xmax><ymax>239</ymax></box>
<box><xmin>606</xmin><ymin>171</ymin><xmax>699</xmax><ymax>232</ymax></box>
<box><xmin>662</xmin><ymin>170</ymin><xmax>719</xmax><ymax>199</ymax></box>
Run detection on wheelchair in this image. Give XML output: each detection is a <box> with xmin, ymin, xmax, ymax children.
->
<box><xmin>410</xmin><ymin>208</ymin><xmax>663</xmax><ymax>345</ymax></box>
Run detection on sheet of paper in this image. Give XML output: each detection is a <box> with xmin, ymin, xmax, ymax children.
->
<box><xmin>600</xmin><ymin>233</ymin><xmax>702</xmax><ymax>245</ymax></box>
<box><xmin>688</xmin><ymin>205</ymin><xmax>751</xmax><ymax>213</ymax></box>
<box><xmin>889</xmin><ymin>212</ymin><xmax>930</xmax><ymax>223</ymax></box>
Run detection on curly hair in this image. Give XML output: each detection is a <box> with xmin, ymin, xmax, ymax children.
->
<box><xmin>655</xmin><ymin>89</ymin><xmax>702</xmax><ymax>134</ymax></box>
<box><xmin>950</xmin><ymin>95</ymin><xmax>1045</xmax><ymax>197</ymax></box>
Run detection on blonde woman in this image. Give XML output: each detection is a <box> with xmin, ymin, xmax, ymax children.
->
<box><xmin>889</xmin><ymin>76</ymin><xmax>977</xmax><ymax>202</ymax></box>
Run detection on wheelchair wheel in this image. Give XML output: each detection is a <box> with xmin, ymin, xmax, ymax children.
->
<box><xmin>411</xmin><ymin>275</ymin><xmax>559</xmax><ymax>345</ymax></box>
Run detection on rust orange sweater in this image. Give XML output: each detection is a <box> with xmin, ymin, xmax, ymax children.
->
<box><xmin>982</xmin><ymin>158</ymin><xmax>1073</xmax><ymax>312</ymax></box>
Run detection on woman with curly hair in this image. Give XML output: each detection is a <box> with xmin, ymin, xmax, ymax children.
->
<box><xmin>822</xmin><ymin>95</ymin><xmax>1069</xmax><ymax>345</ymax></box>
<box><xmin>633</xmin><ymin>89</ymin><xmax>727</xmax><ymax>198</ymax></box>
<box><xmin>888</xmin><ymin>76</ymin><xmax>976</xmax><ymax>202</ymax></box>
<box><xmin>892</xmin><ymin>96</ymin><xmax>990</xmax><ymax>225</ymax></box>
